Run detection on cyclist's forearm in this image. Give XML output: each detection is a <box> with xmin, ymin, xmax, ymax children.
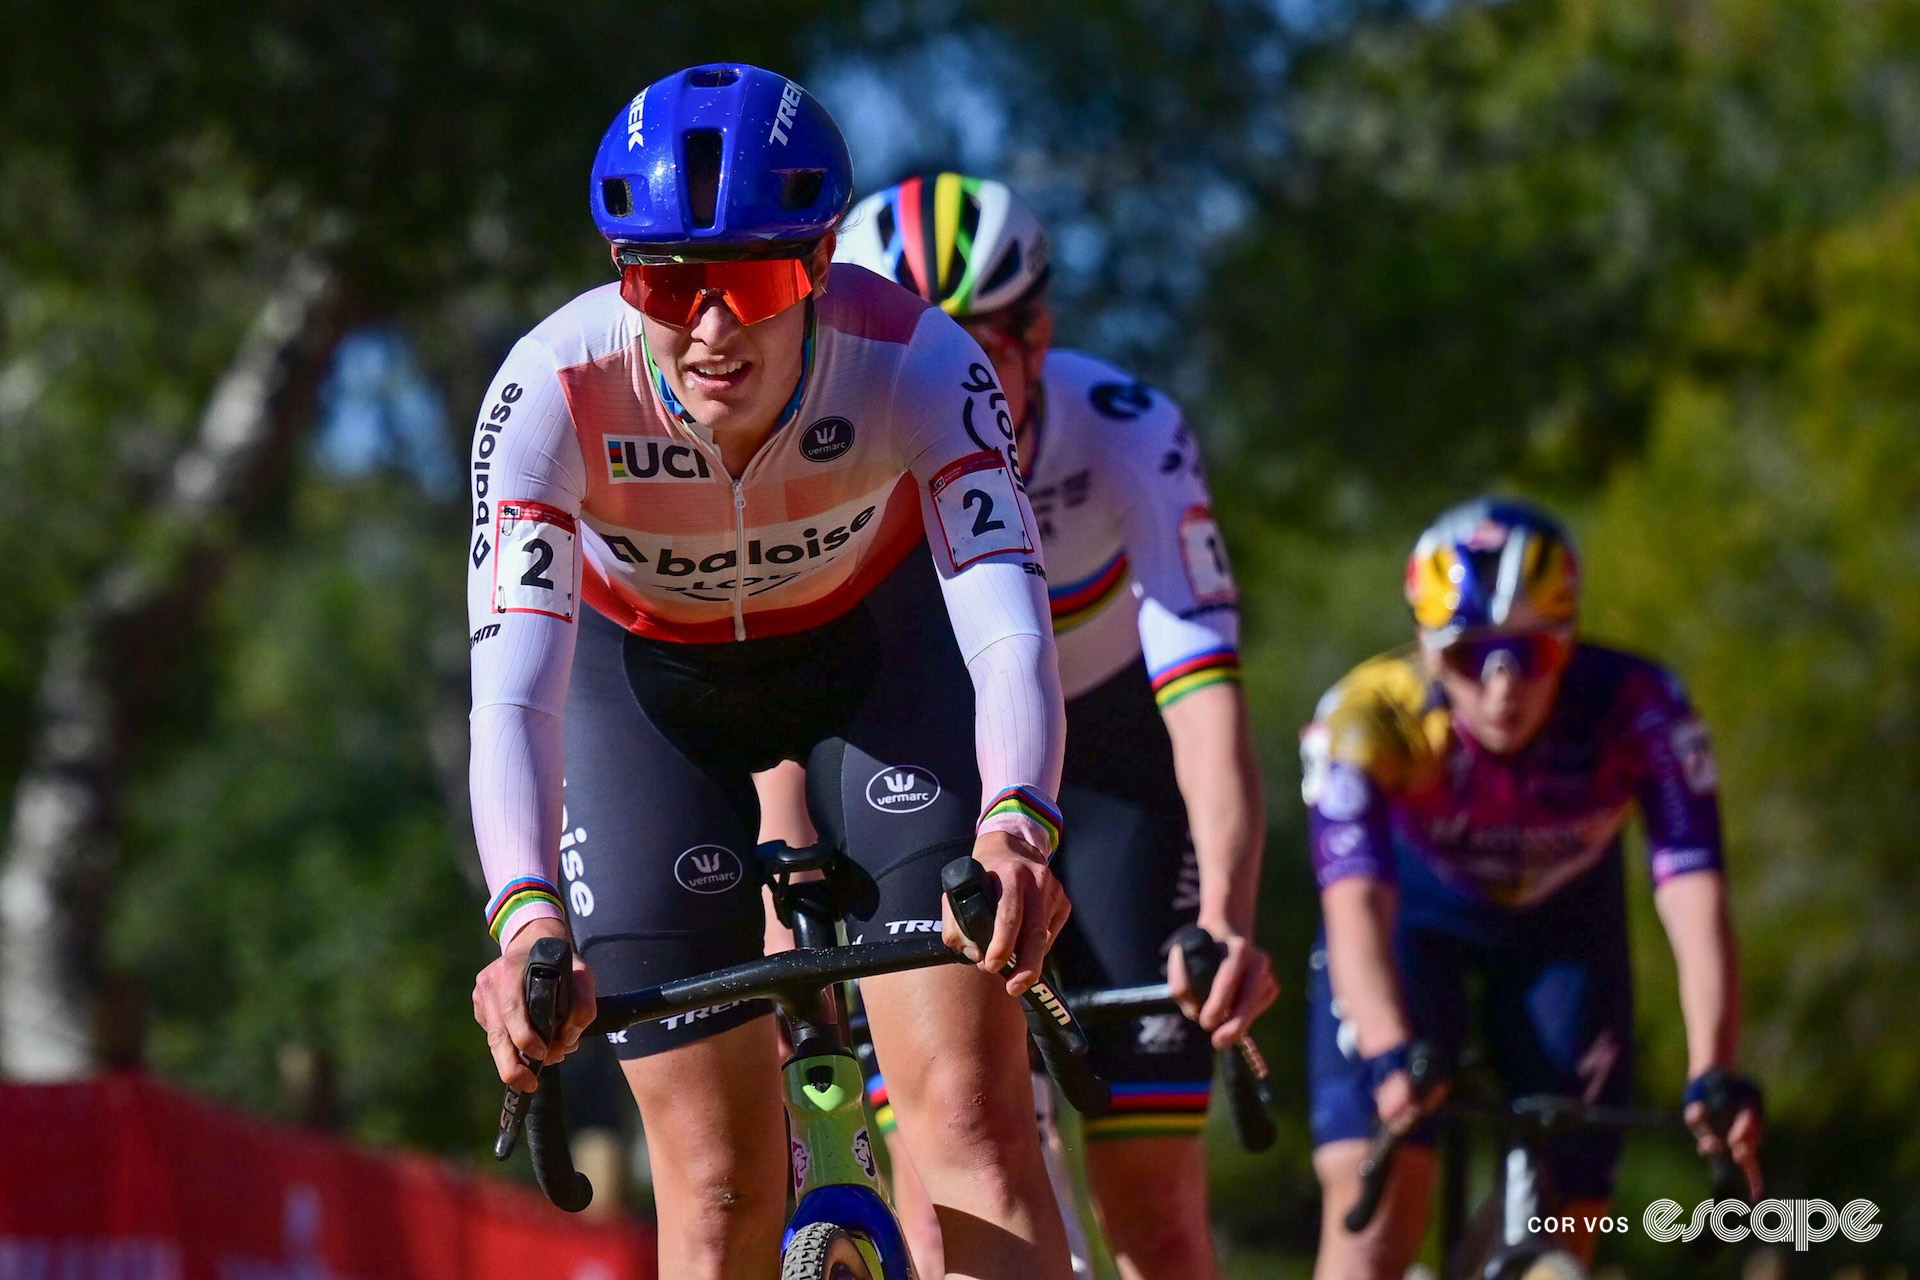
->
<box><xmin>1320</xmin><ymin>877</ymin><xmax>1412</xmax><ymax>1056</ymax></box>
<box><xmin>1655</xmin><ymin>870</ymin><xmax>1743</xmax><ymax>1075</ymax></box>
<box><xmin>471</xmin><ymin>701</ymin><xmax>569</xmax><ymax>949</ymax></box>
<box><xmin>1162</xmin><ymin>680</ymin><xmax>1265</xmax><ymax>936</ymax></box>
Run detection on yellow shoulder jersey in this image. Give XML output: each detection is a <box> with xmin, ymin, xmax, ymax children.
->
<box><xmin>1299</xmin><ymin>647</ymin><xmax>1449</xmax><ymax>808</ymax></box>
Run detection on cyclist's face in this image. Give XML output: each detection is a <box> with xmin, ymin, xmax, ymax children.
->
<box><xmin>1426</xmin><ymin>629</ymin><xmax>1572</xmax><ymax>755</ymax></box>
<box><xmin>640</xmin><ymin>236</ymin><xmax>834</xmax><ymax>439</ymax></box>
<box><xmin>961</xmin><ymin>306</ymin><xmax>1053</xmax><ymax>454</ymax></box>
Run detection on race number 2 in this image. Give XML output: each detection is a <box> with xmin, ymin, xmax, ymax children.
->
<box><xmin>929</xmin><ymin>451</ymin><xmax>1035</xmax><ymax>569</ymax></box>
<box><xmin>494</xmin><ymin>500</ymin><xmax>578</xmax><ymax>620</ymax></box>
<box><xmin>1178</xmin><ymin>505</ymin><xmax>1236</xmax><ymax>606</ymax></box>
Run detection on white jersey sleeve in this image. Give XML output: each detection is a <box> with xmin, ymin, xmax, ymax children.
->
<box><xmin>466</xmin><ymin>335</ymin><xmax>589</xmax><ymax>949</ymax></box>
<box><xmin>895</xmin><ymin>313</ymin><xmax>1067</xmax><ymax>852</ymax></box>
<box><xmin>1094</xmin><ymin>388</ymin><xmax>1243</xmax><ymax>709</ymax></box>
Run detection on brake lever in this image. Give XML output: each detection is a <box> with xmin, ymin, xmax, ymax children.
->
<box><xmin>492</xmin><ymin>936</ymin><xmax>572</xmax><ymax>1161</ymax></box>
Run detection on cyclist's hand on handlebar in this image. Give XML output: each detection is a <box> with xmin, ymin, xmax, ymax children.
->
<box><xmin>1684</xmin><ymin>1069</ymin><xmax>1765</xmax><ymax>1198</ymax></box>
<box><xmin>1367</xmin><ymin>1045</ymin><xmax>1444</xmax><ymax>1137</ymax></box>
<box><xmin>1167</xmin><ymin>930</ymin><xmax>1279</xmax><ymax>1049</ymax></box>
<box><xmin>943</xmin><ymin>830</ymin><xmax>1069</xmax><ymax>996</ymax></box>
<box><xmin>472</xmin><ymin>918</ymin><xmax>597</xmax><ymax>1092</ymax></box>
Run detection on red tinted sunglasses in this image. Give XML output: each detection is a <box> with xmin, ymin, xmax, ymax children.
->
<box><xmin>1439</xmin><ymin>631</ymin><xmax>1570</xmax><ymax>682</ymax></box>
<box><xmin>618</xmin><ymin>257</ymin><xmax>813</xmax><ymax>327</ymax></box>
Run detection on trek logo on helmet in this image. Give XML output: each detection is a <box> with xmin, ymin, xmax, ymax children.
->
<box><xmin>769</xmin><ymin>81</ymin><xmax>804</xmax><ymax>145</ymax></box>
<box><xmin>625</xmin><ymin>90</ymin><xmax>645</xmax><ymax>151</ymax></box>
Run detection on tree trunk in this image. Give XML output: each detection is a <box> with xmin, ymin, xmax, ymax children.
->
<box><xmin>0</xmin><ymin>253</ymin><xmax>346</xmax><ymax>1080</ymax></box>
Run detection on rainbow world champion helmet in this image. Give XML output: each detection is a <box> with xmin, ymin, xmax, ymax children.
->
<box><xmin>1405</xmin><ymin>497</ymin><xmax>1580</xmax><ymax>644</ymax></box>
<box><xmin>835</xmin><ymin>174</ymin><xmax>1051</xmax><ymax>316</ymax></box>
<box><xmin>589</xmin><ymin>64</ymin><xmax>853</xmax><ymax>255</ymax></box>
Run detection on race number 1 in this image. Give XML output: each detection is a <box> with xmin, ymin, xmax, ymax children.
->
<box><xmin>494</xmin><ymin>500</ymin><xmax>577</xmax><ymax>620</ymax></box>
<box><xmin>929</xmin><ymin>451</ymin><xmax>1035</xmax><ymax>569</ymax></box>
<box><xmin>1178</xmin><ymin>505</ymin><xmax>1236</xmax><ymax>606</ymax></box>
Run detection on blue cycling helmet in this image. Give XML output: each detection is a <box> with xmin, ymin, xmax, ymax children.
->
<box><xmin>1405</xmin><ymin>496</ymin><xmax>1580</xmax><ymax>642</ymax></box>
<box><xmin>589</xmin><ymin>64</ymin><xmax>853</xmax><ymax>257</ymax></box>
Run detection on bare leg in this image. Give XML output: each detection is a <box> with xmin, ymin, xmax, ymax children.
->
<box><xmin>862</xmin><ymin>963</ymin><xmax>1073</xmax><ymax>1279</ymax></box>
<box><xmin>620</xmin><ymin>1017</ymin><xmax>788</xmax><ymax>1280</ymax></box>
<box><xmin>883</xmin><ymin>1129</ymin><xmax>947</xmax><ymax>1279</ymax></box>
<box><xmin>1312</xmin><ymin>1138</ymin><xmax>1436</xmax><ymax>1280</ymax></box>
<box><xmin>1083</xmin><ymin>1135</ymin><xmax>1220</xmax><ymax>1279</ymax></box>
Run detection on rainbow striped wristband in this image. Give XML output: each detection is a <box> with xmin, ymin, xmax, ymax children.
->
<box><xmin>979</xmin><ymin>786</ymin><xmax>1065</xmax><ymax>854</ymax></box>
<box><xmin>1150</xmin><ymin>647</ymin><xmax>1242</xmax><ymax>709</ymax></box>
<box><xmin>485</xmin><ymin>876</ymin><xmax>565</xmax><ymax>943</ymax></box>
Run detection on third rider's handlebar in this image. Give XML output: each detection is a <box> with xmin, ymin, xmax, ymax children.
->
<box><xmin>941</xmin><ymin>856</ymin><xmax>1112</xmax><ymax>1118</ymax></box>
<box><xmin>1171</xmin><ymin>925</ymin><xmax>1278</xmax><ymax>1152</ymax></box>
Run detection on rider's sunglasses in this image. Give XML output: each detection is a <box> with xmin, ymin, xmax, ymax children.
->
<box><xmin>1438</xmin><ymin>630</ymin><xmax>1570</xmax><ymax>683</ymax></box>
<box><xmin>617</xmin><ymin>254</ymin><xmax>814</xmax><ymax>328</ymax></box>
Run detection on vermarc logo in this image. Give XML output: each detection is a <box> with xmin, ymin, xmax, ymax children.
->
<box><xmin>674</xmin><ymin>845</ymin><xmax>745</xmax><ymax>894</ymax></box>
<box><xmin>866</xmin><ymin>766</ymin><xmax>941</xmax><ymax>815</ymax></box>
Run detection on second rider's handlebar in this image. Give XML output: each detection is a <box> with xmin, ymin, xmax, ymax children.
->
<box><xmin>1171</xmin><ymin>925</ymin><xmax>1278</xmax><ymax>1152</ymax></box>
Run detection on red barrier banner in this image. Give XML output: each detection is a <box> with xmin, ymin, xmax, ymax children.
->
<box><xmin>0</xmin><ymin>1073</ymin><xmax>655</xmax><ymax>1280</ymax></box>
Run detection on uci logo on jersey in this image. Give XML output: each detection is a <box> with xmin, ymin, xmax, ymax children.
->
<box><xmin>606</xmin><ymin>437</ymin><xmax>713</xmax><ymax>483</ymax></box>
<box><xmin>865</xmin><ymin>766</ymin><xmax>940</xmax><ymax>815</ymax></box>
<box><xmin>799</xmin><ymin>416</ymin><xmax>854</xmax><ymax>462</ymax></box>
<box><xmin>673</xmin><ymin>845</ymin><xmax>745</xmax><ymax>895</ymax></box>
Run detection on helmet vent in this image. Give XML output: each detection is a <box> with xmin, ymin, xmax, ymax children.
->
<box><xmin>959</xmin><ymin>192</ymin><xmax>982</xmax><ymax>242</ymax></box>
<box><xmin>688</xmin><ymin>68</ymin><xmax>740</xmax><ymax>88</ymax></box>
<box><xmin>601</xmin><ymin>179</ymin><xmax>632</xmax><ymax>219</ymax></box>
<box><xmin>875</xmin><ymin>203</ymin><xmax>896</xmax><ymax>249</ymax></box>
<box><xmin>684</xmin><ymin>130</ymin><xmax>723</xmax><ymax>229</ymax></box>
<box><xmin>780</xmin><ymin>168</ymin><xmax>825</xmax><ymax>211</ymax></box>
<box><xmin>978</xmin><ymin>241</ymin><xmax>1023</xmax><ymax>296</ymax></box>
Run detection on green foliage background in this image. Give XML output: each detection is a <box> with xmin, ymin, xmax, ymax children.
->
<box><xmin>5</xmin><ymin>0</ymin><xmax>1918</xmax><ymax>1272</ymax></box>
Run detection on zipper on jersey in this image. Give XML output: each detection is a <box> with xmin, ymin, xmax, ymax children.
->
<box><xmin>730</xmin><ymin>480</ymin><xmax>748</xmax><ymax>641</ymax></box>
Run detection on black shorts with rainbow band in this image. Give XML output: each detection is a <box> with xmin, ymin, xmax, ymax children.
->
<box><xmin>871</xmin><ymin>657</ymin><xmax>1216</xmax><ymax>1142</ymax></box>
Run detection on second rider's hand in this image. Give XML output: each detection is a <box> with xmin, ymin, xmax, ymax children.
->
<box><xmin>472</xmin><ymin>916</ymin><xmax>598</xmax><ymax>1093</ymax></box>
<box><xmin>1167</xmin><ymin>928</ymin><xmax>1280</xmax><ymax>1050</ymax></box>
<box><xmin>942</xmin><ymin>829</ymin><xmax>1070</xmax><ymax>996</ymax></box>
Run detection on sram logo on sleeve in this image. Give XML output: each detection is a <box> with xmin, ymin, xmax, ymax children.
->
<box><xmin>1178</xmin><ymin>505</ymin><xmax>1236</xmax><ymax>606</ymax></box>
<box><xmin>494</xmin><ymin>500</ymin><xmax>578</xmax><ymax>619</ymax></box>
<box><xmin>928</xmin><ymin>451</ymin><xmax>1035</xmax><ymax>569</ymax></box>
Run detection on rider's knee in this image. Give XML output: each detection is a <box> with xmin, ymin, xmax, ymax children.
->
<box><xmin>895</xmin><ymin>1058</ymin><xmax>1032</xmax><ymax>1170</ymax></box>
<box><xmin>664</xmin><ymin>1169</ymin><xmax>786</xmax><ymax>1249</ymax></box>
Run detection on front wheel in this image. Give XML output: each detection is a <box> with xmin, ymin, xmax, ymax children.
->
<box><xmin>1486</xmin><ymin>1247</ymin><xmax>1588</xmax><ymax>1280</ymax></box>
<box><xmin>781</xmin><ymin>1222</ymin><xmax>877</xmax><ymax>1280</ymax></box>
<box><xmin>1518</xmin><ymin>1254</ymin><xmax>1589</xmax><ymax>1280</ymax></box>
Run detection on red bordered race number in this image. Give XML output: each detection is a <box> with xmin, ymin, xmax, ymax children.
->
<box><xmin>1178</xmin><ymin>504</ymin><xmax>1236</xmax><ymax>606</ymax></box>
<box><xmin>493</xmin><ymin>500</ymin><xmax>578</xmax><ymax>620</ymax></box>
<box><xmin>928</xmin><ymin>451</ymin><xmax>1035</xmax><ymax>569</ymax></box>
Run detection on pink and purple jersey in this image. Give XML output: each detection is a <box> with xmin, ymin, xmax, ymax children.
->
<box><xmin>1300</xmin><ymin>644</ymin><xmax>1723</xmax><ymax>909</ymax></box>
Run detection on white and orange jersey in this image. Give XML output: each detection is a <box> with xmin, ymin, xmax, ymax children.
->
<box><xmin>467</xmin><ymin>265</ymin><xmax>1067</xmax><ymax>946</ymax></box>
<box><xmin>1024</xmin><ymin>350</ymin><xmax>1241</xmax><ymax>709</ymax></box>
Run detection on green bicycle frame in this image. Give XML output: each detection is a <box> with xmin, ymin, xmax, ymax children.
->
<box><xmin>784</xmin><ymin>1047</ymin><xmax>894</xmax><ymax>1275</ymax></box>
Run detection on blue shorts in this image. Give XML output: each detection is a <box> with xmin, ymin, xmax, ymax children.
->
<box><xmin>1306</xmin><ymin>846</ymin><xmax>1636</xmax><ymax>1200</ymax></box>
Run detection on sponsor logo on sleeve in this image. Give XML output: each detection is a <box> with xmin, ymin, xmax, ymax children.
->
<box><xmin>1316</xmin><ymin>765</ymin><xmax>1370</xmax><ymax>822</ymax></box>
<box><xmin>1669</xmin><ymin>720</ymin><xmax>1719</xmax><ymax>794</ymax></box>
<box><xmin>1090</xmin><ymin>380</ymin><xmax>1153</xmax><ymax>420</ymax></box>
<box><xmin>865</xmin><ymin>767</ymin><xmax>941</xmax><ymax>814</ymax></box>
